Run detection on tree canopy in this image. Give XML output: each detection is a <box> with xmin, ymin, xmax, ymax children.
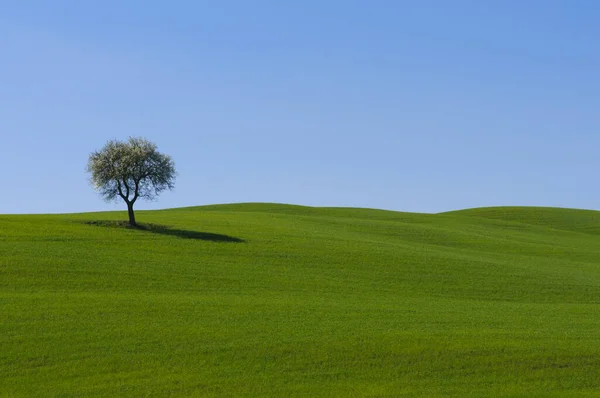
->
<box><xmin>87</xmin><ymin>137</ymin><xmax>176</xmax><ymax>226</ymax></box>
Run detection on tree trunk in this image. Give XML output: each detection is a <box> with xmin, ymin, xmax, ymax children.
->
<box><xmin>127</xmin><ymin>203</ymin><xmax>137</xmax><ymax>226</ymax></box>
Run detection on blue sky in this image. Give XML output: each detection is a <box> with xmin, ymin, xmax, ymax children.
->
<box><xmin>1</xmin><ymin>1</ymin><xmax>599</xmax><ymax>214</ymax></box>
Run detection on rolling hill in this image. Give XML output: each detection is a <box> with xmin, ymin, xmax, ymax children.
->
<box><xmin>2</xmin><ymin>203</ymin><xmax>600</xmax><ymax>397</ymax></box>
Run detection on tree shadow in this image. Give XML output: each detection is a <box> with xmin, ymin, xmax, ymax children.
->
<box><xmin>84</xmin><ymin>220</ymin><xmax>244</xmax><ymax>243</ymax></box>
<box><xmin>137</xmin><ymin>223</ymin><xmax>244</xmax><ymax>242</ymax></box>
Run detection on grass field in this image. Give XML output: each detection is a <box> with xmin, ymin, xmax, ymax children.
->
<box><xmin>2</xmin><ymin>203</ymin><xmax>600</xmax><ymax>397</ymax></box>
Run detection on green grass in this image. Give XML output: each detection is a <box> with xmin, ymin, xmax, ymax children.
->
<box><xmin>3</xmin><ymin>203</ymin><xmax>600</xmax><ymax>397</ymax></box>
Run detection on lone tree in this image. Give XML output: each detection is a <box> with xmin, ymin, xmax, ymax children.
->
<box><xmin>87</xmin><ymin>137</ymin><xmax>176</xmax><ymax>226</ymax></box>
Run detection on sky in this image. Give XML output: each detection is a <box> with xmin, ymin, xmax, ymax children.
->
<box><xmin>1</xmin><ymin>1</ymin><xmax>599</xmax><ymax>214</ymax></box>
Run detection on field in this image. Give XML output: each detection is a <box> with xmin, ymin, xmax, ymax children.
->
<box><xmin>2</xmin><ymin>203</ymin><xmax>600</xmax><ymax>397</ymax></box>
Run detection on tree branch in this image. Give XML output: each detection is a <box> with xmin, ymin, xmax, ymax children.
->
<box><xmin>117</xmin><ymin>180</ymin><xmax>128</xmax><ymax>203</ymax></box>
<box><xmin>131</xmin><ymin>179</ymin><xmax>140</xmax><ymax>204</ymax></box>
<box><xmin>122</xmin><ymin>177</ymin><xmax>131</xmax><ymax>201</ymax></box>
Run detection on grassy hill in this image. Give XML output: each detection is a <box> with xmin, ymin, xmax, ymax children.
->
<box><xmin>3</xmin><ymin>203</ymin><xmax>600</xmax><ymax>396</ymax></box>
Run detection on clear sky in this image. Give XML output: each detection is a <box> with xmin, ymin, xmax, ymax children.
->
<box><xmin>1</xmin><ymin>1</ymin><xmax>599</xmax><ymax>214</ymax></box>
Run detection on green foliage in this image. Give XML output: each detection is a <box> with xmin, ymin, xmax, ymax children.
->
<box><xmin>87</xmin><ymin>137</ymin><xmax>175</xmax><ymax>208</ymax></box>
<box><xmin>3</xmin><ymin>204</ymin><xmax>600</xmax><ymax>396</ymax></box>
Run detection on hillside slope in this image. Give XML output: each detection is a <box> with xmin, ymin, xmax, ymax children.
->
<box><xmin>2</xmin><ymin>203</ymin><xmax>600</xmax><ymax>397</ymax></box>
<box><xmin>445</xmin><ymin>206</ymin><xmax>600</xmax><ymax>235</ymax></box>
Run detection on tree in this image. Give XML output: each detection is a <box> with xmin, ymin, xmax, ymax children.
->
<box><xmin>87</xmin><ymin>137</ymin><xmax>176</xmax><ymax>226</ymax></box>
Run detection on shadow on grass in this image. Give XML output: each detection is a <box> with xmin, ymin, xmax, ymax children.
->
<box><xmin>84</xmin><ymin>220</ymin><xmax>244</xmax><ymax>243</ymax></box>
